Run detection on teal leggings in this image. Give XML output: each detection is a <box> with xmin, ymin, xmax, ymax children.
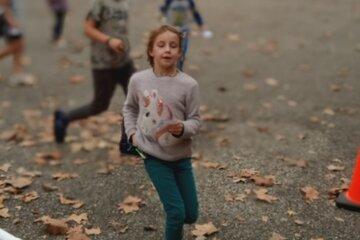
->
<box><xmin>144</xmin><ymin>156</ymin><xmax>199</xmax><ymax>240</ymax></box>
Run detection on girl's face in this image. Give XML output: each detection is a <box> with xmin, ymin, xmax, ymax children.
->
<box><xmin>150</xmin><ymin>31</ymin><xmax>181</xmax><ymax>69</ymax></box>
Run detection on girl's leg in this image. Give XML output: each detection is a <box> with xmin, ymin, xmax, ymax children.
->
<box><xmin>66</xmin><ymin>69</ymin><xmax>117</xmax><ymax>122</ymax></box>
<box><xmin>144</xmin><ymin>157</ymin><xmax>186</xmax><ymax>240</ymax></box>
<box><xmin>53</xmin><ymin>10</ymin><xmax>66</xmax><ymax>41</ymax></box>
<box><xmin>174</xmin><ymin>158</ymin><xmax>198</xmax><ymax>224</ymax></box>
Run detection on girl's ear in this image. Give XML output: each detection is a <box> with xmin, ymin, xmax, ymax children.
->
<box><xmin>148</xmin><ymin>48</ymin><xmax>154</xmax><ymax>58</ymax></box>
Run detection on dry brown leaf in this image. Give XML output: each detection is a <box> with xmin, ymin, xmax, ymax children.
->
<box><xmin>227</xmin><ymin>33</ymin><xmax>241</xmax><ymax>42</ymax></box>
<box><xmin>69</xmin><ymin>75</ymin><xmax>86</xmax><ymax>84</ymax></box>
<box><xmin>22</xmin><ymin>191</ymin><xmax>39</xmax><ymax>203</ymax></box>
<box><xmin>270</xmin><ymin>232</ymin><xmax>286</xmax><ymax>240</ymax></box>
<box><xmin>109</xmin><ymin>221</ymin><xmax>129</xmax><ymax>234</ymax></box>
<box><xmin>243</xmin><ymin>83</ymin><xmax>258</xmax><ymax>91</ymax></box>
<box><xmin>118</xmin><ymin>196</ymin><xmax>143</xmax><ymax>214</ymax></box>
<box><xmin>278</xmin><ymin>156</ymin><xmax>308</xmax><ymax>168</ymax></box>
<box><xmin>73</xmin><ymin>158</ymin><xmax>89</xmax><ymax>165</ymax></box>
<box><xmin>201</xmin><ymin>113</ymin><xmax>230</xmax><ymax>122</ymax></box>
<box><xmin>0</xmin><ymin>130</ymin><xmax>17</xmax><ymax>141</ymax></box>
<box><xmin>84</xmin><ymin>227</ymin><xmax>101</xmax><ymax>235</ymax></box>
<box><xmin>67</xmin><ymin>213</ymin><xmax>88</xmax><ymax>224</ymax></box>
<box><xmin>53</xmin><ymin>172</ymin><xmax>79</xmax><ymax>181</ymax></box>
<box><xmin>265</xmin><ymin>78</ymin><xmax>279</xmax><ymax>87</ymax></box>
<box><xmin>242</xmin><ymin>68</ymin><xmax>256</xmax><ymax>78</ymax></box>
<box><xmin>191</xmin><ymin>222</ymin><xmax>219</xmax><ymax>237</ymax></box>
<box><xmin>42</xmin><ymin>182</ymin><xmax>58</xmax><ymax>192</ymax></box>
<box><xmin>323</xmin><ymin>108</ymin><xmax>335</xmax><ymax>116</ymax></box>
<box><xmin>38</xmin><ymin>216</ymin><xmax>69</xmax><ymax>235</ymax></box>
<box><xmin>0</xmin><ymin>163</ymin><xmax>11</xmax><ymax>172</ymax></box>
<box><xmin>261</xmin><ymin>216</ymin><xmax>269</xmax><ymax>223</ymax></box>
<box><xmin>251</xmin><ymin>175</ymin><xmax>275</xmax><ymax>187</ymax></box>
<box><xmin>58</xmin><ymin>194</ymin><xmax>84</xmax><ymax>209</ymax></box>
<box><xmin>327</xmin><ymin>164</ymin><xmax>345</xmax><ymax>172</ymax></box>
<box><xmin>225</xmin><ymin>193</ymin><xmax>246</xmax><ymax>202</ymax></box>
<box><xmin>67</xmin><ymin>232</ymin><xmax>90</xmax><ymax>240</ymax></box>
<box><xmin>34</xmin><ymin>151</ymin><xmax>62</xmax><ymax>166</ymax></box>
<box><xmin>254</xmin><ymin>188</ymin><xmax>278</xmax><ymax>203</ymax></box>
<box><xmin>0</xmin><ymin>208</ymin><xmax>10</xmax><ymax>218</ymax></box>
<box><xmin>6</xmin><ymin>177</ymin><xmax>33</xmax><ymax>189</ymax></box>
<box><xmin>201</xmin><ymin>161</ymin><xmax>221</xmax><ymax>169</ymax></box>
<box><xmin>301</xmin><ymin>186</ymin><xmax>319</xmax><ymax>202</ymax></box>
<box><xmin>294</xmin><ymin>219</ymin><xmax>304</xmax><ymax>225</ymax></box>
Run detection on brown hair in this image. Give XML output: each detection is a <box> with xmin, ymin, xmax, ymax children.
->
<box><xmin>146</xmin><ymin>25</ymin><xmax>183</xmax><ymax>67</ymax></box>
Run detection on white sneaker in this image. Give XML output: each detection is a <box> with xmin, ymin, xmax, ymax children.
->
<box><xmin>8</xmin><ymin>73</ymin><xmax>37</xmax><ymax>87</ymax></box>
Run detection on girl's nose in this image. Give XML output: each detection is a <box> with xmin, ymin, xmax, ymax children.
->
<box><xmin>164</xmin><ymin>44</ymin><xmax>171</xmax><ymax>52</ymax></box>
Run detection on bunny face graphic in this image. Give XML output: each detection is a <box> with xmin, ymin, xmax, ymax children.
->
<box><xmin>139</xmin><ymin>89</ymin><xmax>181</xmax><ymax>147</ymax></box>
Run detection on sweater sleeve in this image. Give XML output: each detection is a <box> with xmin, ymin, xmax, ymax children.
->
<box><xmin>122</xmin><ymin>77</ymin><xmax>139</xmax><ymax>141</ymax></box>
<box><xmin>180</xmin><ymin>82</ymin><xmax>201</xmax><ymax>139</ymax></box>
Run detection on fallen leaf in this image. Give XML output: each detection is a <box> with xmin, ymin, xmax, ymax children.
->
<box><xmin>243</xmin><ymin>83</ymin><xmax>258</xmax><ymax>91</ymax></box>
<box><xmin>265</xmin><ymin>78</ymin><xmax>279</xmax><ymax>87</ymax></box>
<box><xmin>323</xmin><ymin>108</ymin><xmax>335</xmax><ymax>116</ymax></box>
<box><xmin>0</xmin><ymin>208</ymin><xmax>10</xmax><ymax>218</ymax></box>
<box><xmin>69</xmin><ymin>74</ymin><xmax>86</xmax><ymax>84</ymax></box>
<box><xmin>251</xmin><ymin>175</ymin><xmax>275</xmax><ymax>187</ymax></box>
<box><xmin>270</xmin><ymin>232</ymin><xmax>286</xmax><ymax>240</ymax></box>
<box><xmin>67</xmin><ymin>213</ymin><xmax>88</xmax><ymax>224</ymax></box>
<box><xmin>52</xmin><ymin>172</ymin><xmax>79</xmax><ymax>181</ymax></box>
<box><xmin>58</xmin><ymin>194</ymin><xmax>84</xmax><ymax>209</ymax></box>
<box><xmin>254</xmin><ymin>188</ymin><xmax>278</xmax><ymax>203</ymax></box>
<box><xmin>327</xmin><ymin>164</ymin><xmax>345</xmax><ymax>172</ymax></box>
<box><xmin>301</xmin><ymin>186</ymin><xmax>319</xmax><ymax>202</ymax></box>
<box><xmin>294</xmin><ymin>219</ymin><xmax>304</xmax><ymax>225</ymax></box>
<box><xmin>242</xmin><ymin>68</ymin><xmax>256</xmax><ymax>78</ymax></box>
<box><xmin>143</xmin><ymin>225</ymin><xmax>157</xmax><ymax>232</ymax></box>
<box><xmin>0</xmin><ymin>163</ymin><xmax>11</xmax><ymax>172</ymax></box>
<box><xmin>6</xmin><ymin>177</ymin><xmax>33</xmax><ymax>189</ymax></box>
<box><xmin>84</xmin><ymin>227</ymin><xmax>101</xmax><ymax>235</ymax></box>
<box><xmin>38</xmin><ymin>216</ymin><xmax>69</xmax><ymax>235</ymax></box>
<box><xmin>22</xmin><ymin>191</ymin><xmax>39</xmax><ymax>203</ymax></box>
<box><xmin>192</xmin><ymin>222</ymin><xmax>219</xmax><ymax>237</ymax></box>
<box><xmin>227</xmin><ymin>33</ymin><xmax>240</xmax><ymax>42</ymax></box>
<box><xmin>34</xmin><ymin>151</ymin><xmax>62</xmax><ymax>166</ymax></box>
<box><xmin>118</xmin><ymin>196</ymin><xmax>143</xmax><ymax>214</ymax></box>
<box><xmin>42</xmin><ymin>183</ymin><xmax>58</xmax><ymax>192</ymax></box>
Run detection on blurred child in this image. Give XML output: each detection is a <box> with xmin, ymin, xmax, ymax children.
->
<box><xmin>54</xmin><ymin>0</ymin><xmax>135</xmax><ymax>143</ymax></box>
<box><xmin>47</xmin><ymin>0</ymin><xmax>68</xmax><ymax>45</ymax></box>
<box><xmin>123</xmin><ymin>25</ymin><xmax>201</xmax><ymax>240</ymax></box>
<box><xmin>160</xmin><ymin>0</ymin><xmax>212</xmax><ymax>70</ymax></box>
<box><xmin>0</xmin><ymin>0</ymin><xmax>32</xmax><ymax>86</ymax></box>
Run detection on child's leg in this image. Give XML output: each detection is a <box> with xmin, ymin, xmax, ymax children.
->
<box><xmin>174</xmin><ymin>158</ymin><xmax>198</xmax><ymax>224</ymax></box>
<box><xmin>0</xmin><ymin>38</ymin><xmax>24</xmax><ymax>73</ymax></box>
<box><xmin>178</xmin><ymin>30</ymin><xmax>189</xmax><ymax>71</ymax></box>
<box><xmin>11</xmin><ymin>38</ymin><xmax>24</xmax><ymax>73</ymax></box>
<box><xmin>115</xmin><ymin>60</ymin><xmax>136</xmax><ymax>96</ymax></box>
<box><xmin>53</xmin><ymin>10</ymin><xmax>66</xmax><ymax>41</ymax></box>
<box><xmin>65</xmin><ymin>69</ymin><xmax>117</xmax><ymax>122</ymax></box>
<box><xmin>144</xmin><ymin>157</ymin><xmax>186</xmax><ymax>240</ymax></box>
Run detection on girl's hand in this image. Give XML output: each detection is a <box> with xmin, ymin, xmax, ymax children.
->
<box><xmin>131</xmin><ymin>134</ymin><xmax>137</xmax><ymax>146</ymax></box>
<box><xmin>168</xmin><ymin>122</ymin><xmax>184</xmax><ymax>137</ymax></box>
<box><xmin>107</xmin><ymin>38</ymin><xmax>124</xmax><ymax>54</ymax></box>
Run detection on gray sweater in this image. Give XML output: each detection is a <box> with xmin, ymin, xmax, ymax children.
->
<box><xmin>123</xmin><ymin>68</ymin><xmax>201</xmax><ymax>161</ymax></box>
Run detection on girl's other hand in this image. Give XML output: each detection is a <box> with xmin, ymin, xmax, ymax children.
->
<box><xmin>168</xmin><ymin>122</ymin><xmax>184</xmax><ymax>137</ymax></box>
